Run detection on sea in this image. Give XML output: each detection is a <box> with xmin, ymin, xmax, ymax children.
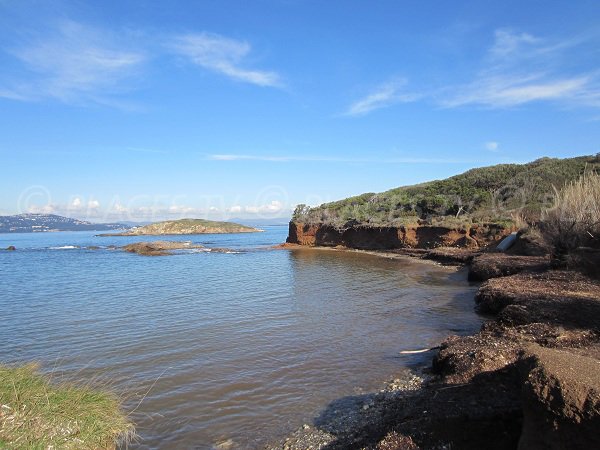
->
<box><xmin>0</xmin><ymin>226</ymin><xmax>483</xmax><ymax>449</ymax></box>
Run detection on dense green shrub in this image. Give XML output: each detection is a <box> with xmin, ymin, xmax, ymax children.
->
<box><xmin>292</xmin><ymin>155</ymin><xmax>599</xmax><ymax>228</ymax></box>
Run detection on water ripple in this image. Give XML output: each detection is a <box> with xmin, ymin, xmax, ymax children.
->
<box><xmin>0</xmin><ymin>228</ymin><xmax>482</xmax><ymax>449</ymax></box>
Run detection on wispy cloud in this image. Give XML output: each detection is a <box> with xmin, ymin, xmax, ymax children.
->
<box><xmin>344</xmin><ymin>79</ymin><xmax>419</xmax><ymax>116</ymax></box>
<box><xmin>208</xmin><ymin>154</ymin><xmax>479</xmax><ymax>164</ymax></box>
<box><xmin>442</xmin><ymin>29</ymin><xmax>600</xmax><ymax>109</ymax></box>
<box><xmin>488</xmin><ymin>29</ymin><xmax>540</xmax><ymax>59</ymax></box>
<box><xmin>169</xmin><ymin>32</ymin><xmax>282</xmax><ymax>87</ymax></box>
<box><xmin>444</xmin><ymin>73</ymin><xmax>592</xmax><ymax>108</ymax></box>
<box><xmin>484</xmin><ymin>141</ymin><xmax>499</xmax><ymax>152</ymax></box>
<box><xmin>344</xmin><ymin>29</ymin><xmax>600</xmax><ymax>114</ymax></box>
<box><xmin>0</xmin><ymin>20</ymin><xmax>145</xmax><ymax>106</ymax></box>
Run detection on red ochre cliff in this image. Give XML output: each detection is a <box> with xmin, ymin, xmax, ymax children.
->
<box><xmin>286</xmin><ymin>221</ymin><xmax>512</xmax><ymax>250</ymax></box>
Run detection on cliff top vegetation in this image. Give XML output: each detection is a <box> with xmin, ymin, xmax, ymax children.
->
<box><xmin>293</xmin><ymin>155</ymin><xmax>600</xmax><ymax>229</ymax></box>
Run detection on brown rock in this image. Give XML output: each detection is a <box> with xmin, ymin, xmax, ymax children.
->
<box><xmin>468</xmin><ymin>254</ymin><xmax>550</xmax><ymax>281</ymax></box>
<box><xmin>376</xmin><ymin>432</ymin><xmax>419</xmax><ymax>449</ymax></box>
<box><xmin>286</xmin><ymin>221</ymin><xmax>512</xmax><ymax>250</ymax></box>
<box><xmin>121</xmin><ymin>241</ymin><xmax>204</xmax><ymax>256</ymax></box>
<box><xmin>475</xmin><ymin>271</ymin><xmax>600</xmax><ymax>329</ymax></box>
<box><xmin>508</xmin><ymin>228</ymin><xmax>550</xmax><ymax>256</ymax></box>
<box><xmin>518</xmin><ymin>345</ymin><xmax>600</xmax><ymax>450</ymax></box>
<box><xmin>423</xmin><ymin>247</ymin><xmax>478</xmax><ymax>264</ymax></box>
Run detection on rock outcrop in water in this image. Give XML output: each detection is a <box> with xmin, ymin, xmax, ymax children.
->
<box><xmin>122</xmin><ymin>241</ymin><xmax>204</xmax><ymax>256</ymax></box>
<box><xmin>121</xmin><ymin>241</ymin><xmax>240</xmax><ymax>256</ymax></box>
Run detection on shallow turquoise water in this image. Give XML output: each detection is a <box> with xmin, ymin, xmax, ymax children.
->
<box><xmin>0</xmin><ymin>227</ymin><xmax>482</xmax><ymax>449</ymax></box>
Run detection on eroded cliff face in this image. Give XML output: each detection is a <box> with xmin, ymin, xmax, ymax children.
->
<box><xmin>286</xmin><ymin>221</ymin><xmax>511</xmax><ymax>250</ymax></box>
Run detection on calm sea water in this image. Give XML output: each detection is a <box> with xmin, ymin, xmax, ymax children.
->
<box><xmin>0</xmin><ymin>226</ymin><xmax>482</xmax><ymax>449</ymax></box>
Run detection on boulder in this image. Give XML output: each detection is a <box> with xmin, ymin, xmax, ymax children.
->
<box><xmin>518</xmin><ymin>345</ymin><xmax>600</xmax><ymax>450</ymax></box>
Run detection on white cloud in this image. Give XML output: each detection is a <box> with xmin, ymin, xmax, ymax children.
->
<box><xmin>244</xmin><ymin>200</ymin><xmax>283</xmax><ymax>214</ymax></box>
<box><xmin>169</xmin><ymin>32</ymin><xmax>282</xmax><ymax>87</ymax></box>
<box><xmin>0</xmin><ymin>20</ymin><xmax>145</xmax><ymax>105</ymax></box>
<box><xmin>113</xmin><ymin>203</ymin><xmax>128</xmax><ymax>213</ymax></box>
<box><xmin>444</xmin><ymin>73</ymin><xmax>593</xmax><ymax>108</ymax></box>
<box><xmin>442</xmin><ymin>29</ymin><xmax>600</xmax><ymax>109</ymax></box>
<box><xmin>228</xmin><ymin>205</ymin><xmax>242</xmax><ymax>213</ymax></box>
<box><xmin>344</xmin><ymin>79</ymin><xmax>419</xmax><ymax>116</ymax></box>
<box><xmin>485</xmin><ymin>141</ymin><xmax>499</xmax><ymax>152</ymax></box>
<box><xmin>489</xmin><ymin>29</ymin><xmax>539</xmax><ymax>60</ymax></box>
<box><xmin>27</xmin><ymin>204</ymin><xmax>56</xmax><ymax>214</ymax></box>
<box><xmin>168</xmin><ymin>205</ymin><xmax>195</xmax><ymax>214</ymax></box>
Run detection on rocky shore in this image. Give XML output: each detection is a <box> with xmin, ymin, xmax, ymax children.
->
<box><xmin>274</xmin><ymin>229</ymin><xmax>600</xmax><ymax>449</ymax></box>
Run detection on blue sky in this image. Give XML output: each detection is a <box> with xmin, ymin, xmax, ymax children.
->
<box><xmin>1</xmin><ymin>0</ymin><xmax>599</xmax><ymax>221</ymax></box>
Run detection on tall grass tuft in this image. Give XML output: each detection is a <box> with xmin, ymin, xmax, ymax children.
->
<box><xmin>0</xmin><ymin>363</ymin><xmax>134</xmax><ymax>449</ymax></box>
<box><xmin>541</xmin><ymin>170</ymin><xmax>600</xmax><ymax>265</ymax></box>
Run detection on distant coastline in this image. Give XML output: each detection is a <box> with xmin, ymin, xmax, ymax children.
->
<box><xmin>0</xmin><ymin>213</ymin><xmax>128</xmax><ymax>234</ymax></box>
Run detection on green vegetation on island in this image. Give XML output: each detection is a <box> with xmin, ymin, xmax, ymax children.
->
<box><xmin>103</xmin><ymin>218</ymin><xmax>261</xmax><ymax>236</ymax></box>
<box><xmin>292</xmin><ymin>155</ymin><xmax>600</xmax><ymax>229</ymax></box>
<box><xmin>0</xmin><ymin>363</ymin><xmax>133</xmax><ymax>449</ymax></box>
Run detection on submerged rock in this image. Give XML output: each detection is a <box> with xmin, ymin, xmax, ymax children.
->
<box><xmin>5</xmin><ymin>245</ymin><xmax>16</xmax><ymax>251</ymax></box>
<box><xmin>122</xmin><ymin>241</ymin><xmax>204</xmax><ymax>256</ymax></box>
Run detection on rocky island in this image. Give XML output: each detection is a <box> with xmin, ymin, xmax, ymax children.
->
<box><xmin>100</xmin><ymin>218</ymin><xmax>261</xmax><ymax>236</ymax></box>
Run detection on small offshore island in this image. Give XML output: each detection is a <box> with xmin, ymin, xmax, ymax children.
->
<box><xmin>99</xmin><ymin>218</ymin><xmax>261</xmax><ymax>236</ymax></box>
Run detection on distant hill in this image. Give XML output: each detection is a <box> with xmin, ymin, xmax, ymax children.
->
<box><xmin>102</xmin><ymin>218</ymin><xmax>261</xmax><ymax>236</ymax></box>
<box><xmin>293</xmin><ymin>155</ymin><xmax>600</xmax><ymax>227</ymax></box>
<box><xmin>0</xmin><ymin>214</ymin><xmax>129</xmax><ymax>233</ymax></box>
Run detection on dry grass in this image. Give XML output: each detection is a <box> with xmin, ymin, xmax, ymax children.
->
<box><xmin>0</xmin><ymin>363</ymin><xmax>134</xmax><ymax>449</ymax></box>
<box><xmin>510</xmin><ymin>211</ymin><xmax>529</xmax><ymax>230</ymax></box>
<box><xmin>542</xmin><ymin>170</ymin><xmax>600</xmax><ymax>261</ymax></box>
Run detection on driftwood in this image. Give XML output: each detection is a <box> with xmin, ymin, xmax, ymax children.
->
<box><xmin>399</xmin><ymin>346</ymin><xmax>440</xmax><ymax>355</ymax></box>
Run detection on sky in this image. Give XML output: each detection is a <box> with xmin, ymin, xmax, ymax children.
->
<box><xmin>1</xmin><ymin>0</ymin><xmax>599</xmax><ymax>222</ymax></box>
